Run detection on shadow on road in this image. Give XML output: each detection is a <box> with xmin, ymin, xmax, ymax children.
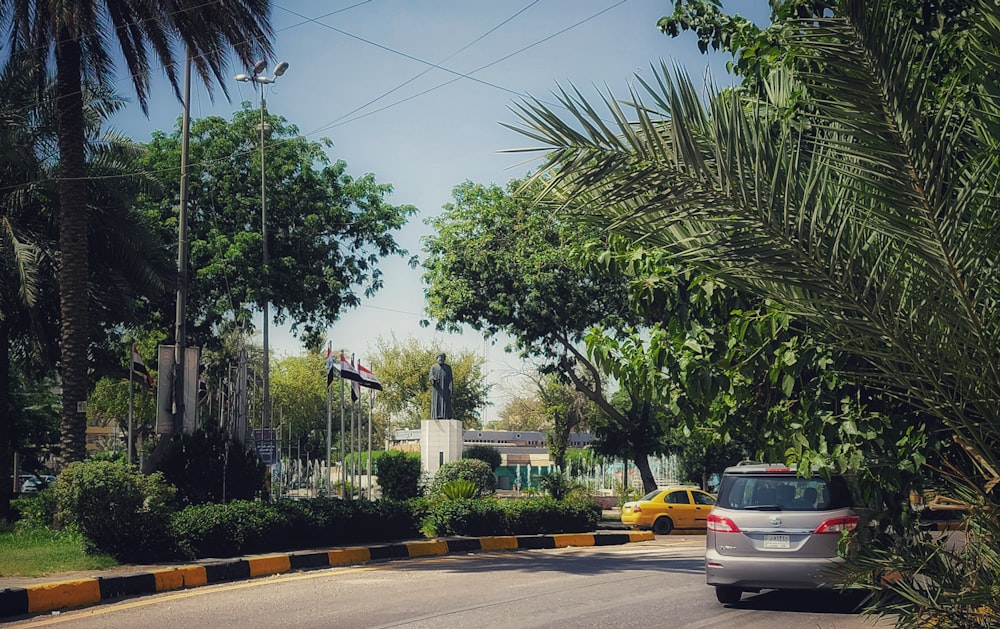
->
<box><xmin>727</xmin><ymin>589</ymin><xmax>869</xmax><ymax>614</ymax></box>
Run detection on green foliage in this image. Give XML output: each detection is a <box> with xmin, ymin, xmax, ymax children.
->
<box><xmin>462</xmin><ymin>445</ymin><xmax>501</xmax><ymax>470</ymax></box>
<box><xmin>439</xmin><ymin>480</ymin><xmax>478</xmax><ymax>500</ymax></box>
<box><xmin>0</xmin><ymin>524</ymin><xmax>117</xmax><ymax>577</ymax></box>
<box><xmin>157</xmin><ymin>423</ymin><xmax>265</xmax><ymax>506</ymax></box>
<box><xmin>536</xmin><ymin>472</ymin><xmax>583</xmax><ymax>500</ymax></box>
<box><xmin>11</xmin><ymin>490</ymin><xmax>58</xmax><ymax>529</ymax></box>
<box><xmin>418</xmin><ymin>496</ymin><xmax>600</xmax><ymax>537</ymax></box>
<box><xmin>140</xmin><ymin>107</ymin><xmax>417</xmax><ymax>353</ymax></box>
<box><xmin>429</xmin><ymin>459</ymin><xmax>496</xmax><ymax>498</ymax></box>
<box><xmin>375</xmin><ymin>450</ymin><xmax>423</xmax><ymax>500</ymax></box>
<box><xmin>170</xmin><ymin>500</ymin><xmax>288</xmax><ymax>558</ymax></box>
<box><xmin>170</xmin><ymin>498</ymin><xmax>422</xmax><ymax>559</ymax></box>
<box><xmin>52</xmin><ymin>460</ymin><xmax>177</xmax><ymax>562</ymax></box>
<box><xmin>368</xmin><ymin>336</ymin><xmax>490</xmax><ymax>429</ymax></box>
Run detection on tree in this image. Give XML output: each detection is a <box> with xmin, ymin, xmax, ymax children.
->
<box><xmin>0</xmin><ymin>57</ymin><xmax>170</xmax><ymax>517</ymax></box>
<box><xmin>367</xmin><ymin>336</ymin><xmax>490</xmax><ymax>431</ymax></box>
<box><xmin>507</xmin><ymin>0</ymin><xmax>1000</xmax><ymax>623</ymax></box>
<box><xmin>270</xmin><ymin>352</ymin><xmax>343</xmax><ymax>461</ymax></box>
<box><xmin>0</xmin><ymin>0</ymin><xmax>274</xmax><ymax>465</ymax></box>
<box><xmin>139</xmin><ymin>107</ymin><xmax>418</xmax><ymax>352</ymax></box>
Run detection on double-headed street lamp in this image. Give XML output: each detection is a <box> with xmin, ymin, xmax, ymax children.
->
<box><xmin>235</xmin><ymin>60</ymin><xmax>288</xmax><ymax>431</ymax></box>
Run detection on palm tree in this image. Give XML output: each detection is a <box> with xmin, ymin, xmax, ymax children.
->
<box><xmin>0</xmin><ymin>54</ymin><xmax>52</xmax><ymax>518</ymax></box>
<box><xmin>506</xmin><ymin>0</ymin><xmax>999</xmax><ymax>623</ymax></box>
<box><xmin>0</xmin><ymin>1</ymin><xmax>273</xmax><ymax>464</ymax></box>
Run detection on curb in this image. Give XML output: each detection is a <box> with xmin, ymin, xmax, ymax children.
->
<box><xmin>0</xmin><ymin>531</ymin><xmax>653</xmax><ymax>620</ymax></box>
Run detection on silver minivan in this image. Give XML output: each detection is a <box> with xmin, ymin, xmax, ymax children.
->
<box><xmin>705</xmin><ymin>463</ymin><xmax>859</xmax><ymax>604</ymax></box>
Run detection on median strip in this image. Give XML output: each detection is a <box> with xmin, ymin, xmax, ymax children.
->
<box><xmin>0</xmin><ymin>531</ymin><xmax>654</xmax><ymax>620</ymax></box>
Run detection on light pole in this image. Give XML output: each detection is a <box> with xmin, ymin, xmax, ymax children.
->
<box><xmin>235</xmin><ymin>60</ymin><xmax>288</xmax><ymax>431</ymax></box>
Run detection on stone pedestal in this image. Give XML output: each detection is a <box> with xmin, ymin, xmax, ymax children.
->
<box><xmin>421</xmin><ymin>419</ymin><xmax>463</xmax><ymax>476</ymax></box>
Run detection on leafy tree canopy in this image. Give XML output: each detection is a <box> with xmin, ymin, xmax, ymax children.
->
<box><xmin>139</xmin><ymin>105</ymin><xmax>418</xmax><ymax>353</ymax></box>
<box><xmin>366</xmin><ymin>336</ymin><xmax>490</xmax><ymax>431</ymax></box>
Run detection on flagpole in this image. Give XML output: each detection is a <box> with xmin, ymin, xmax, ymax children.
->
<box><xmin>127</xmin><ymin>347</ymin><xmax>134</xmax><ymax>465</ymax></box>
<box><xmin>367</xmin><ymin>385</ymin><xmax>373</xmax><ymax>500</ymax></box>
<box><xmin>339</xmin><ymin>354</ymin><xmax>346</xmax><ymax>499</ymax></box>
<box><xmin>325</xmin><ymin>344</ymin><xmax>332</xmax><ymax>495</ymax></box>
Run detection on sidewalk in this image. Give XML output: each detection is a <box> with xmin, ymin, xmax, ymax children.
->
<box><xmin>0</xmin><ymin>528</ymin><xmax>651</xmax><ymax>621</ymax></box>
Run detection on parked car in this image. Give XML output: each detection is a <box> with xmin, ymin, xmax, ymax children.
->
<box><xmin>705</xmin><ymin>463</ymin><xmax>860</xmax><ymax>604</ymax></box>
<box><xmin>621</xmin><ymin>486</ymin><xmax>716</xmax><ymax>534</ymax></box>
<box><xmin>19</xmin><ymin>474</ymin><xmax>57</xmax><ymax>494</ymax></box>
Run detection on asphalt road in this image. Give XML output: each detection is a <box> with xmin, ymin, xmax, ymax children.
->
<box><xmin>8</xmin><ymin>537</ymin><xmax>889</xmax><ymax>629</ymax></box>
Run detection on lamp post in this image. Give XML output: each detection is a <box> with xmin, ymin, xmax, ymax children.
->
<box><xmin>235</xmin><ymin>60</ymin><xmax>288</xmax><ymax>431</ymax></box>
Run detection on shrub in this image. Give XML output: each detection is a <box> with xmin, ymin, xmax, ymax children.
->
<box><xmin>419</xmin><ymin>497</ymin><xmax>507</xmax><ymax>537</ymax></box>
<box><xmin>375</xmin><ymin>450</ymin><xmax>423</xmax><ymax>500</ymax></box>
<box><xmin>505</xmin><ymin>497</ymin><xmax>600</xmax><ymax>534</ymax></box>
<box><xmin>429</xmin><ymin>459</ymin><xmax>496</xmax><ymax>498</ymax></box>
<box><xmin>418</xmin><ymin>496</ymin><xmax>601</xmax><ymax>537</ymax></box>
<box><xmin>439</xmin><ymin>479</ymin><xmax>477</xmax><ymax>499</ymax></box>
<box><xmin>462</xmin><ymin>445</ymin><xmax>501</xmax><ymax>470</ymax></box>
<box><xmin>11</xmin><ymin>489</ymin><xmax>58</xmax><ymax>528</ymax></box>
<box><xmin>53</xmin><ymin>460</ymin><xmax>177</xmax><ymax>562</ymax></box>
<box><xmin>536</xmin><ymin>472</ymin><xmax>582</xmax><ymax>500</ymax></box>
<box><xmin>170</xmin><ymin>500</ymin><xmax>287</xmax><ymax>558</ymax></box>
<box><xmin>157</xmin><ymin>424</ymin><xmax>265</xmax><ymax>506</ymax></box>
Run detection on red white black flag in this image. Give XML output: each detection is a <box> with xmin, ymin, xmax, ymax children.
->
<box><xmin>131</xmin><ymin>345</ymin><xmax>154</xmax><ymax>389</ymax></box>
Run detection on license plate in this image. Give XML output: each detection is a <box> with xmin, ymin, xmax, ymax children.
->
<box><xmin>764</xmin><ymin>534</ymin><xmax>790</xmax><ymax>549</ymax></box>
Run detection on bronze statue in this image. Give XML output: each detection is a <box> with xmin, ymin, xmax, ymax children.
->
<box><xmin>429</xmin><ymin>353</ymin><xmax>453</xmax><ymax>419</ymax></box>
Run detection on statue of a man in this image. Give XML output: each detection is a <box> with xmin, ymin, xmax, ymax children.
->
<box><xmin>429</xmin><ymin>353</ymin><xmax>453</xmax><ymax>419</ymax></box>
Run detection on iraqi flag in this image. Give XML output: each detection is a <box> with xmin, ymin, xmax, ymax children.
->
<box><xmin>328</xmin><ymin>350</ymin><xmax>362</xmax><ymax>388</ymax></box>
<box><xmin>131</xmin><ymin>345</ymin><xmax>154</xmax><ymax>389</ymax></box>
<box><xmin>357</xmin><ymin>362</ymin><xmax>383</xmax><ymax>390</ymax></box>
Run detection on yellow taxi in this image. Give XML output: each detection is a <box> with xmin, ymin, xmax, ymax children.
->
<box><xmin>621</xmin><ymin>486</ymin><xmax>716</xmax><ymax>534</ymax></box>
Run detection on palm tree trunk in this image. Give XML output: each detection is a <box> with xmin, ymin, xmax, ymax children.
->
<box><xmin>0</xmin><ymin>318</ymin><xmax>12</xmax><ymax>521</ymax></box>
<box><xmin>55</xmin><ymin>32</ymin><xmax>90</xmax><ymax>466</ymax></box>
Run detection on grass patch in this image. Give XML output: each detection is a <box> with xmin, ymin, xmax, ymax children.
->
<box><xmin>0</xmin><ymin>525</ymin><xmax>118</xmax><ymax>577</ymax></box>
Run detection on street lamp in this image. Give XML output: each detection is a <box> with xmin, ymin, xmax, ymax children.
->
<box><xmin>235</xmin><ymin>60</ymin><xmax>289</xmax><ymax>431</ymax></box>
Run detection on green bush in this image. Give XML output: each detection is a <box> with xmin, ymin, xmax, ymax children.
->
<box><xmin>429</xmin><ymin>459</ymin><xmax>496</xmax><ymax>498</ymax></box>
<box><xmin>462</xmin><ymin>445</ymin><xmax>501</xmax><ymax>470</ymax></box>
<box><xmin>419</xmin><ymin>497</ymin><xmax>507</xmax><ymax>537</ymax></box>
<box><xmin>418</xmin><ymin>496</ymin><xmax>600</xmax><ymax>537</ymax></box>
<box><xmin>170</xmin><ymin>500</ymin><xmax>287</xmax><ymax>558</ymax></box>
<box><xmin>375</xmin><ymin>450</ymin><xmax>423</xmax><ymax>500</ymax></box>
<box><xmin>53</xmin><ymin>460</ymin><xmax>177</xmax><ymax>561</ymax></box>
<box><xmin>11</xmin><ymin>489</ymin><xmax>58</xmax><ymax>528</ymax></box>
<box><xmin>505</xmin><ymin>497</ymin><xmax>600</xmax><ymax>534</ymax></box>
<box><xmin>536</xmin><ymin>472</ymin><xmax>582</xmax><ymax>500</ymax></box>
<box><xmin>157</xmin><ymin>424</ymin><xmax>265</xmax><ymax>506</ymax></box>
<box><xmin>169</xmin><ymin>498</ymin><xmax>424</xmax><ymax>559</ymax></box>
<box><xmin>440</xmin><ymin>479</ymin><xmax>477</xmax><ymax>499</ymax></box>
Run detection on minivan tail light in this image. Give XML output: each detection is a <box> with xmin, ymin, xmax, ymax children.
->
<box><xmin>814</xmin><ymin>515</ymin><xmax>859</xmax><ymax>534</ymax></box>
<box><xmin>707</xmin><ymin>513</ymin><xmax>740</xmax><ymax>533</ymax></box>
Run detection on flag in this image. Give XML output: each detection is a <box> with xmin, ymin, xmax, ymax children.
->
<box><xmin>350</xmin><ymin>354</ymin><xmax>361</xmax><ymax>402</ymax></box>
<box><xmin>325</xmin><ymin>342</ymin><xmax>337</xmax><ymax>388</ymax></box>
<box><xmin>357</xmin><ymin>362</ymin><xmax>383</xmax><ymax>390</ymax></box>
<box><xmin>131</xmin><ymin>345</ymin><xmax>154</xmax><ymax>389</ymax></box>
<box><xmin>338</xmin><ymin>351</ymin><xmax>362</xmax><ymax>382</ymax></box>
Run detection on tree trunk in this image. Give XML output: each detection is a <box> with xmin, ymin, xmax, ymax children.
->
<box><xmin>0</xmin><ymin>319</ymin><xmax>12</xmax><ymax>521</ymax></box>
<box><xmin>55</xmin><ymin>33</ymin><xmax>90</xmax><ymax>466</ymax></box>
<box><xmin>633</xmin><ymin>452</ymin><xmax>657</xmax><ymax>494</ymax></box>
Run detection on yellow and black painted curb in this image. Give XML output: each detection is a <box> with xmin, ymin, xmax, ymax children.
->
<box><xmin>0</xmin><ymin>531</ymin><xmax>653</xmax><ymax>620</ymax></box>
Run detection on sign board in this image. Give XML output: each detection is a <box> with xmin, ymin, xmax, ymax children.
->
<box><xmin>253</xmin><ymin>429</ymin><xmax>277</xmax><ymax>465</ymax></box>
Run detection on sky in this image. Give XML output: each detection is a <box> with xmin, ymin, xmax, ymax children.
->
<box><xmin>108</xmin><ymin>0</ymin><xmax>770</xmax><ymax>423</ymax></box>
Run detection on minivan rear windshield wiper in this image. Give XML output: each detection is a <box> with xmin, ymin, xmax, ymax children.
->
<box><xmin>743</xmin><ymin>504</ymin><xmax>782</xmax><ymax>511</ymax></box>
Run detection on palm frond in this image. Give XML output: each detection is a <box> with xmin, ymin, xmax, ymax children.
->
<box><xmin>505</xmin><ymin>0</ymin><xmax>1000</xmax><ymax>469</ymax></box>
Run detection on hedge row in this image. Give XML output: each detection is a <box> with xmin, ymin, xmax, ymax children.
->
<box><xmin>17</xmin><ymin>461</ymin><xmax>601</xmax><ymax>562</ymax></box>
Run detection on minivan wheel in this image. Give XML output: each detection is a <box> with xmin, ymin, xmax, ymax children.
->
<box><xmin>715</xmin><ymin>586</ymin><xmax>742</xmax><ymax>605</ymax></box>
<box><xmin>652</xmin><ymin>517</ymin><xmax>674</xmax><ymax>535</ymax></box>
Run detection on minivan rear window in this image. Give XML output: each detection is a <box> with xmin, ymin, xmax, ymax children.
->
<box><xmin>716</xmin><ymin>474</ymin><xmax>853</xmax><ymax>511</ymax></box>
